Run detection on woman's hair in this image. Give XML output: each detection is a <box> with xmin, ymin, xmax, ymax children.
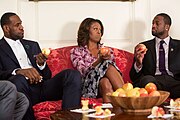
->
<box><xmin>77</xmin><ymin>18</ymin><xmax>104</xmax><ymax>47</ymax></box>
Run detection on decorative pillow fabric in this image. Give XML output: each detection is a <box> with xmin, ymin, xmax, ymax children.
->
<box><xmin>33</xmin><ymin>100</ymin><xmax>62</xmax><ymax>112</ymax></box>
<box><xmin>112</xmin><ymin>48</ymin><xmax>134</xmax><ymax>83</ymax></box>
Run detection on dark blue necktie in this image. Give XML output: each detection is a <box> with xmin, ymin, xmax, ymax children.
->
<box><xmin>159</xmin><ymin>40</ymin><xmax>167</xmax><ymax>75</ymax></box>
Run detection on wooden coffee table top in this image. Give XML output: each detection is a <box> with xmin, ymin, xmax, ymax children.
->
<box><xmin>50</xmin><ymin>105</ymin><xmax>178</xmax><ymax>120</ymax></box>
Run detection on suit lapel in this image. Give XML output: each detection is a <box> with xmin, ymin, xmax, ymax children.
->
<box><xmin>168</xmin><ymin>38</ymin><xmax>177</xmax><ymax>64</ymax></box>
<box><xmin>0</xmin><ymin>38</ymin><xmax>19</xmax><ymax>65</ymax></box>
<box><xmin>147</xmin><ymin>39</ymin><xmax>156</xmax><ymax>63</ymax></box>
<box><xmin>20</xmin><ymin>40</ymin><xmax>36</xmax><ymax>67</ymax></box>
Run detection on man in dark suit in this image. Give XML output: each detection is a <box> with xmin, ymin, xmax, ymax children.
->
<box><xmin>130</xmin><ymin>13</ymin><xmax>180</xmax><ymax>98</ymax></box>
<box><xmin>0</xmin><ymin>12</ymin><xmax>82</xmax><ymax>120</ymax></box>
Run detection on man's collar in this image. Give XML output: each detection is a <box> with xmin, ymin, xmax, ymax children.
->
<box><xmin>4</xmin><ymin>36</ymin><xmax>20</xmax><ymax>46</ymax></box>
<box><xmin>155</xmin><ymin>36</ymin><xmax>170</xmax><ymax>45</ymax></box>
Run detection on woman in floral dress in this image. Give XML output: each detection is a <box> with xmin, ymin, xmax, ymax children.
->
<box><xmin>70</xmin><ymin>18</ymin><xmax>124</xmax><ymax>102</ymax></box>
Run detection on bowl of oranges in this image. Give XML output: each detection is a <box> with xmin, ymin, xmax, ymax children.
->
<box><xmin>107</xmin><ymin>82</ymin><xmax>170</xmax><ymax>114</ymax></box>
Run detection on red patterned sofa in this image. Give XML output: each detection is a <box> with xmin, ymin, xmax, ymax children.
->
<box><xmin>33</xmin><ymin>46</ymin><xmax>134</xmax><ymax>120</ymax></box>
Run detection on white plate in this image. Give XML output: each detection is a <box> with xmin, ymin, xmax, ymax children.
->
<box><xmin>101</xmin><ymin>103</ymin><xmax>113</xmax><ymax>108</ymax></box>
<box><xmin>70</xmin><ymin>109</ymin><xmax>95</xmax><ymax>113</ymax></box>
<box><xmin>85</xmin><ymin>113</ymin><xmax>115</xmax><ymax>118</ymax></box>
<box><xmin>147</xmin><ymin>114</ymin><xmax>174</xmax><ymax>118</ymax></box>
<box><xmin>169</xmin><ymin>109</ymin><xmax>180</xmax><ymax>112</ymax></box>
<box><xmin>164</xmin><ymin>105</ymin><xmax>176</xmax><ymax>109</ymax></box>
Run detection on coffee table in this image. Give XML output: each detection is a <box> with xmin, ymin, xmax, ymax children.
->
<box><xmin>50</xmin><ymin>105</ymin><xmax>178</xmax><ymax>120</ymax></box>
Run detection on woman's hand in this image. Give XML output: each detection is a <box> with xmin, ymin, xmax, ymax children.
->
<box><xmin>100</xmin><ymin>50</ymin><xmax>111</xmax><ymax>60</ymax></box>
<box><xmin>99</xmin><ymin>47</ymin><xmax>111</xmax><ymax>60</ymax></box>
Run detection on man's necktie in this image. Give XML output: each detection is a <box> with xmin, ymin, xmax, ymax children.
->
<box><xmin>159</xmin><ymin>40</ymin><xmax>167</xmax><ymax>75</ymax></box>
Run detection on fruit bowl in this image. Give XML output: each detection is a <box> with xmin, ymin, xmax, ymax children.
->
<box><xmin>107</xmin><ymin>91</ymin><xmax>170</xmax><ymax>114</ymax></box>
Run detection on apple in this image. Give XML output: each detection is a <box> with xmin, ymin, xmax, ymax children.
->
<box><xmin>111</xmin><ymin>91</ymin><xmax>119</xmax><ymax>97</ymax></box>
<box><xmin>151</xmin><ymin>106</ymin><xmax>165</xmax><ymax>117</ymax></box>
<box><xmin>170</xmin><ymin>99</ymin><xmax>176</xmax><ymax>107</ymax></box>
<box><xmin>81</xmin><ymin>100</ymin><xmax>89</xmax><ymax>111</ymax></box>
<box><xmin>157</xmin><ymin>107</ymin><xmax>165</xmax><ymax>116</ymax></box>
<box><xmin>95</xmin><ymin>106</ymin><xmax>104</xmax><ymax>116</ymax></box>
<box><xmin>126</xmin><ymin>88</ymin><xmax>140</xmax><ymax>97</ymax></box>
<box><xmin>149</xmin><ymin>90</ymin><xmax>160</xmax><ymax>96</ymax></box>
<box><xmin>170</xmin><ymin>98</ymin><xmax>180</xmax><ymax>108</ymax></box>
<box><xmin>134</xmin><ymin>87</ymin><xmax>140</xmax><ymax>90</ymax></box>
<box><xmin>115</xmin><ymin>88</ymin><xmax>124</xmax><ymax>93</ymax></box>
<box><xmin>42</xmin><ymin>48</ymin><xmax>51</xmax><ymax>58</ymax></box>
<box><xmin>175</xmin><ymin>98</ymin><xmax>180</xmax><ymax>102</ymax></box>
<box><xmin>122</xmin><ymin>83</ymin><xmax>133</xmax><ymax>92</ymax></box>
<box><xmin>118</xmin><ymin>92</ymin><xmax>126</xmax><ymax>97</ymax></box>
<box><xmin>100</xmin><ymin>47</ymin><xmax>110</xmax><ymax>56</ymax></box>
<box><xmin>118</xmin><ymin>91</ymin><xmax>126</xmax><ymax>97</ymax></box>
<box><xmin>115</xmin><ymin>88</ymin><xmax>126</xmax><ymax>97</ymax></box>
<box><xmin>140</xmin><ymin>93</ymin><xmax>149</xmax><ymax>97</ymax></box>
<box><xmin>138</xmin><ymin>88</ymin><xmax>148</xmax><ymax>97</ymax></box>
<box><xmin>137</xmin><ymin>43</ymin><xmax>147</xmax><ymax>52</ymax></box>
<box><xmin>104</xmin><ymin>109</ymin><xmax>111</xmax><ymax>115</ymax></box>
<box><xmin>145</xmin><ymin>82</ymin><xmax>157</xmax><ymax>94</ymax></box>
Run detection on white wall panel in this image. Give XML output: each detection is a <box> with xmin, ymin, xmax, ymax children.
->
<box><xmin>37</xmin><ymin>1</ymin><xmax>133</xmax><ymax>50</ymax></box>
<box><xmin>0</xmin><ymin>0</ymin><xmax>180</xmax><ymax>52</ymax></box>
<box><xmin>150</xmin><ymin>0</ymin><xmax>180</xmax><ymax>40</ymax></box>
<box><xmin>0</xmin><ymin>0</ymin><xmax>18</xmax><ymax>37</ymax></box>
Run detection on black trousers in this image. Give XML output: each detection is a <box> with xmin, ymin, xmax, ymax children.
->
<box><xmin>137</xmin><ymin>75</ymin><xmax>180</xmax><ymax>98</ymax></box>
<box><xmin>8</xmin><ymin>69</ymin><xmax>82</xmax><ymax>120</ymax></box>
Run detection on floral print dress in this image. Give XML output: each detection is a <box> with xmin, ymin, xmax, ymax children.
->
<box><xmin>70</xmin><ymin>45</ymin><xmax>121</xmax><ymax>98</ymax></box>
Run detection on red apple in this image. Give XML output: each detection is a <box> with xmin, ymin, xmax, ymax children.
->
<box><xmin>140</xmin><ymin>93</ymin><xmax>149</xmax><ymax>97</ymax></box>
<box><xmin>158</xmin><ymin>107</ymin><xmax>165</xmax><ymax>116</ymax></box>
<box><xmin>122</xmin><ymin>83</ymin><xmax>133</xmax><ymax>92</ymax></box>
<box><xmin>138</xmin><ymin>88</ymin><xmax>148</xmax><ymax>97</ymax></box>
<box><xmin>149</xmin><ymin>90</ymin><xmax>160</xmax><ymax>96</ymax></box>
<box><xmin>137</xmin><ymin>44</ymin><xmax>147</xmax><ymax>51</ymax></box>
<box><xmin>100</xmin><ymin>47</ymin><xmax>110</xmax><ymax>56</ymax></box>
<box><xmin>151</xmin><ymin>106</ymin><xmax>165</xmax><ymax>117</ymax></box>
<box><xmin>145</xmin><ymin>82</ymin><xmax>157</xmax><ymax>94</ymax></box>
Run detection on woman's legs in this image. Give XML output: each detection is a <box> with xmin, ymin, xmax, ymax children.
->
<box><xmin>99</xmin><ymin>64</ymin><xmax>124</xmax><ymax>102</ymax></box>
<box><xmin>105</xmin><ymin>64</ymin><xmax>124</xmax><ymax>90</ymax></box>
<box><xmin>99</xmin><ymin>77</ymin><xmax>113</xmax><ymax>103</ymax></box>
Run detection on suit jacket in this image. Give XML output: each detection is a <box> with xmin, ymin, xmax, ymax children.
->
<box><xmin>0</xmin><ymin>37</ymin><xmax>51</xmax><ymax>80</ymax></box>
<box><xmin>130</xmin><ymin>37</ymin><xmax>180</xmax><ymax>85</ymax></box>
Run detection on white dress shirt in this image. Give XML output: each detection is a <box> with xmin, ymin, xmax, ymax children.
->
<box><xmin>5</xmin><ymin>37</ymin><xmax>32</xmax><ymax>69</ymax></box>
<box><xmin>4</xmin><ymin>37</ymin><xmax>45</xmax><ymax>75</ymax></box>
